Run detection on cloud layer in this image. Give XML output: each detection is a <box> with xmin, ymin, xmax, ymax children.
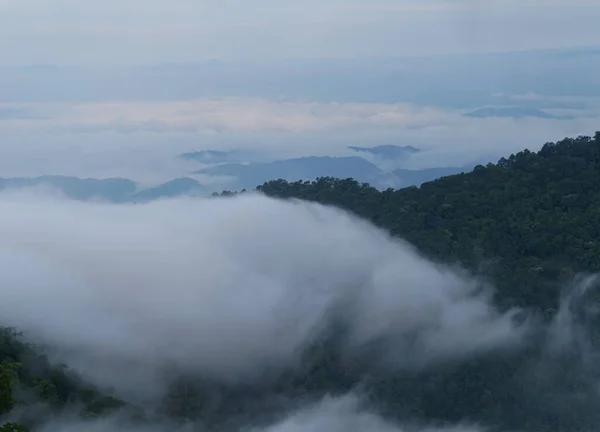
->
<box><xmin>0</xmin><ymin>99</ymin><xmax>456</xmax><ymax>134</ymax></box>
<box><xmin>33</xmin><ymin>395</ymin><xmax>483</xmax><ymax>432</ymax></box>
<box><xmin>0</xmin><ymin>96</ymin><xmax>598</xmax><ymax>184</ymax></box>
<box><xmin>0</xmin><ymin>192</ymin><xmax>525</xmax><ymax>401</ymax></box>
<box><xmin>258</xmin><ymin>395</ymin><xmax>482</xmax><ymax>432</ymax></box>
<box><xmin>0</xmin><ymin>191</ymin><xmax>599</xmax><ymax>431</ymax></box>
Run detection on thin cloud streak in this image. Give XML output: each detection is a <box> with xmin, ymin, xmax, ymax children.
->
<box><xmin>0</xmin><ymin>99</ymin><xmax>456</xmax><ymax>133</ymax></box>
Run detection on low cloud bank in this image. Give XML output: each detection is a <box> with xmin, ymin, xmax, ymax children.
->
<box><xmin>0</xmin><ymin>191</ymin><xmax>598</xmax><ymax>431</ymax></box>
<box><xmin>258</xmin><ymin>395</ymin><xmax>483</xmax><ymax>432</ymax></box>
<box><xmin>0</xmin><ymin>192</ymin><xmax>524</xmax><ymax>396</ymax></box>
<box><xmin>29</xmin><ymin>395</ymin><xmax>483</xmax><ymax>432</ymax></box>
<box><xmin>0</xmin><ymin>97</ymin><xmax>598</xmax><ymax>184</ymax></box>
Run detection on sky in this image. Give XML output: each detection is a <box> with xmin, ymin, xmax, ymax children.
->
<box><xmin>1</xmin><ymin>0</ymin><xmax>600</xmax><ymax>65</ymax></box>
<box><xmin>0</xmin><ymin>0</ymin><xmax>599</xmax><ymax>185</ymax></box>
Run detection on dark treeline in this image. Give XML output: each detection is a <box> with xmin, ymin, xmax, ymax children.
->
<box><xmin>0</xmin><ymin>328</ymin><xmax>125</xmax><ymax>431</ymax></box>
<box><xmin>256</xmin><ymin>132</ymin><xmax>600</xmax><ymax>313</ymax></box>
<box><xmin>2</xmin><ymin>132</ymin><xmax>600</xmax><ymax>431</ymax></box>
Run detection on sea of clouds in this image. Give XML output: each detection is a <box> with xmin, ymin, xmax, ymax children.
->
<box><xmin>0</xmin><ymin>190</ymin><xmax>597</xmax><ymax>431</ymax></box>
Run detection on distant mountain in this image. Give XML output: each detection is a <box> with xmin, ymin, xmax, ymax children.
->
<box><xmin>464</xmin><ymin>106</ymin><xmax>569</xmax><ymax>119</ymax></box>
<box><xmin>348</xmin><ymin>144</ymin><xmax>420</xmax><ymax>160</ymax></box>
<box><xmin>392</xmin><ymin>166</ymin><xmax>471</xmax><ymax>187</ymax></box>
<box><xmin>180</xmin><ymin>149</ymin><xmax>256</xmax><ymax>165</ymax></box>
<box><xmin>195</xmin><ymin>155</ymin><xmax>467</xmax><ymax>190</ymax></box>
<box><xmin>255</xmin><ymin>132</ymin><xmax>600</xmax><ymax>316</ymax></box>
<box><xmin>0</xmin><ymin>176</ymin><xmax>137</xmax><ymax>201</ymax></box>
<box><xmin>0</xmin><ymin>158</ymin><xmax>470</xmax><ymax>201</ymax></box>
<box><xmin>195</xmin><ymin>156</ymin><xmax>391</xmax><ymax>190</ymax></box>
<box><xmin>0</xmin><ymin>176</ymin><xmax>204</xmax><ymax>202</ymax></box>
<box><xmin>130</xmin><ymin>177</ymin><xmax>204</xmax><ymax>202</ymax></box>
<box><xmin>0</xmin><ymin>106</ymin><xmax>32</xmax><ymax>120</ymax></box>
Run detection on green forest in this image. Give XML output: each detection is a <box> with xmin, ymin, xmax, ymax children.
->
<box><xmin>256</xmin><ymin>132</ymin><xmax>600</xmax><ymax>313</ymax></box>
<box><xmin>3</xmin><ymin>132</ymin><xmax>600</xmax><ymax>431</ymax></box>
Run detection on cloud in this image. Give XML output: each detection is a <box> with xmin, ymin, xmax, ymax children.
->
<box><xmin>26</xmin><ymin>395</ymin><xmax>483</xmax><ymax>432</ymax></box>
<box><xmin>35</xmin><ymin>415</ymin><xmax>194</xmax><ymax>432</ymax></box>
<box><xmin>0</xmin><ymin>192</ymin><xmax>526</xmax><ymax>402</ymax></box>
<box><xmin>0</xmin><ymin>99</ymin><xmax>456</xmax><ymax>134</ymax></box>
<box><xmin>257</xmin><ymin>395</ymin><xmax>483</xmax><ymax>432</ymax></box>
<box><xmin>0</xmin><ymin>97</ymin><xmax>598</xmax><ymax>183</ymax></box>
<box><xmin>2</xmin><ymin>98</ymin><xmax>599</xmax><ymax>139</ymax></box>
<box><xmin>0</xmin><ymin>191</ymin><xmax>600</xmax><ymax>431</ymax></box>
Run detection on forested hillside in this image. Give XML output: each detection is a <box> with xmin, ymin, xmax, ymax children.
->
<box><xmin>0</xmin><ymin>329</ymin><xmax>125</xmax><ymax>431</ymax></box>
<box><xmin>257</xmin><ymin>132</ymin><xmax>600</xmax><ymax>312</ymax></box>
<box><xmin>2</xmin><ymin>132</ymin><xmax>600</xmax><ymax>432</ymax></box>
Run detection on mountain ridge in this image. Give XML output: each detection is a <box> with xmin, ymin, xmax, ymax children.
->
<box><xmin>3</xmin><ymin>132</ymin><xmax>600</xmax><ymax>432</ymax></box>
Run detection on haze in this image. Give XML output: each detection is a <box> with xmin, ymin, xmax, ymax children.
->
<box><xmin>2</xmin><ymin>0</ymin><xmax>600</xmax><ymax>64</ymax></box>
<box><xmin>0</xmin><ymin>0</ymin><xmax>599</xmax><ymax>185</ymax></box>
<box><xmin>1</xmin><ymin>2</ymin><xmax>600</xmax><ymax>431</ymax></box>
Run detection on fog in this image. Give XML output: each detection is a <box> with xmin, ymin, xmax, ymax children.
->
<box><xmin>2</xmin><ymin>46</ymin><xmax>600</xmax><ymax>184</ymax></box>
<box><xmin>33</xmin><ymin>395</ymin><xmax>483</xmax><ymax>432</ymax></box>
<box><xmin>0</xmin><ymin>191</ymin><xmax>599</xmax><ymax>430</ymax></box>
<box><xmin>256</xmin><ymin>395</ymin><xmax>483</xmax><ymax>432</ymax></box>
<box><xmin>0</xmin><ymin>97</ymin><xmax>598</xmax><ymax>185</ymax></box>
<box><xmin>2</xmin><ymin>0</ymin><xmax>600</xmax><ymax>65</ymax></box>
<box><xmin>0</xmin><ymin>0</ymin><xmax>599</xmax><ymax>429</ymax></box>
<box><xmin>0</xmin><ymin>190</ymin><xmax>519</xmax><ymax>429</ymax></box>
<box><xmin>0</xmin><ymin>192</ymin><xmax>525</xmax><ymax>395</ymax></box>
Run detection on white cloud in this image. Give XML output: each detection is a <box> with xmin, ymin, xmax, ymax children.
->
<box><xmin>258</xmin><ymin>395</ymin><xmax>483</xmax><ymax>432</ymax></box>
<box><xmin>0</xmin><ymin>99</ymin><xmax>456</xmax><ymax>134</ymax></box>
<box><xmin>32</xmin><ymin>394</ymin><xmax>484</xmax><ymax>432</ymax></box>
<box><xmin>0</xmin><ymin>98</ymin><xmax>597</xmax><ymax>183</ymax></box>
<box><xmin>0</xmin><ymin>192</ymin><xmax>526</xmax><ymax>402</ymax></box>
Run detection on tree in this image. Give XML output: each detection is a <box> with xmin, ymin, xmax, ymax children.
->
<box><xmin>0</xmin><ymin>363</ymin><xmax>28</xmax><ymax>432</ymax></box>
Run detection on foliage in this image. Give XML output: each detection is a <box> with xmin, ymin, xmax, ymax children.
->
<box><xmin>0</xmin><ymin>362</ymin><xmax>20</xmax><ymax>415</ymax></box>
<box><xmin>0</xmin><ymin>423</ymin><xmax>29</xmax><ymax>432</ymax></box>
<box><xmin>2</xmin><ymin>132</ymin><xmax>600</xmax><ymax>431</ymax></box>
<box><xmin>255</xmin><ymin>132</ymin><xmax>600</xmax><ymax>312</ymax></box>
<box><xmin>0</xmin><ymin>362</ymin><xmax>27</xmax><ymax>431</ymax></box>
<box><xmin>0</xmin><ymin>328</ymin><xmax>124</xmax><ymax>430</ymax></box>
<box><xmin>200</xmin><ymin>132</ymin><xmax>600</xmax><ymax>431</ymax></box>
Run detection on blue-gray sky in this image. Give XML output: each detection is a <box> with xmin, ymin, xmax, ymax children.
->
<box><xmin>0</xmin><ymin>0</ymin><xmax>599</xmax><ymax>185</ymax></box>
<box><xmin>1</xmin><ymin>0</ymin><xmax>600</xmax><ymax>65</ymax></box>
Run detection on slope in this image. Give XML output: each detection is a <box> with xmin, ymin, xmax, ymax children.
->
<box><xmin>257</xmin><ymin>132</ymin><xmax>600</xmax><ymax>311</ymax></box>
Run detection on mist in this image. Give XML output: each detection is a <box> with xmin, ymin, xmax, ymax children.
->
<box><xmin>0</xmin><ymin>191</ymin><xmax>524</xmax><ymax>391</ymax></box>
<box><xmin>25</xmin><ymin>395</ymin><xmax>483</xmax><ymax>432</ymax></box>
<box><xmin>0</xmin><ymin>191</ymin><xmax>599</xmax><ymax>431</ymax></box>
<box><xmin>256</xmin><ymin>395</ymin><xmax>483</xmax><ymax>432</ymax></box>
<box><xmin>2</xmin><ymin>48</ymin><xmax>600</xmax><ymax>184</ymax></box>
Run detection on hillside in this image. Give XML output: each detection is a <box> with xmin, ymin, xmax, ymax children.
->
<box><xmin>0</xmin><ymin>176</ymin><xmax>204</xmax><ymax>203</ymax></box>
<box><xmin>463</xmin><ymin>106</ymin><xmax>567</xmax><ymax>119</ymax></box>
<box><xmin>195</xmin><ymin>156</ymin><xmax>390</xmax><ymax>190</ymax></box>
<box><xmin>257</xmin><ymin>132</ymin><xmax>600</xmax><ymax>311</ymax></box>
<box><xmin>391</xmin><ymin>166</ymin><xmax>470</xmax><ymax>187</ymax></box>
<box><xmin>2</xmin><ymin>132</ymin><xmax>600</xmax><ymax>432</ymax></box>
<box><xmin>0</xmin><ymin>328</ymin><xmax>126</xmax><ymax>430</ymax></box>
<box><xmin>347</xmin><ymin>144</ymin><xmax>421</xmax><ymax>160</ymax></box>
<box><xmin>195</xmin><ymin>154</ymin><xmax>463</xmax><ymax>190</ymax></box>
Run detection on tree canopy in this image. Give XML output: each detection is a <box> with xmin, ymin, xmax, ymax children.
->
<box><xmin>3</xmin><ymin>131</ymin><xmax>600</xmax><ymax>431</ymax></box>
<box><xmin>0</xmin><ymin>328</ymin><xmax>124</xmax><ymax>430</ymax></box>
<box><xmin>256</xmin><ymin>132</ymin><xmax>600</xmax><ymax>312</ymax></box>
